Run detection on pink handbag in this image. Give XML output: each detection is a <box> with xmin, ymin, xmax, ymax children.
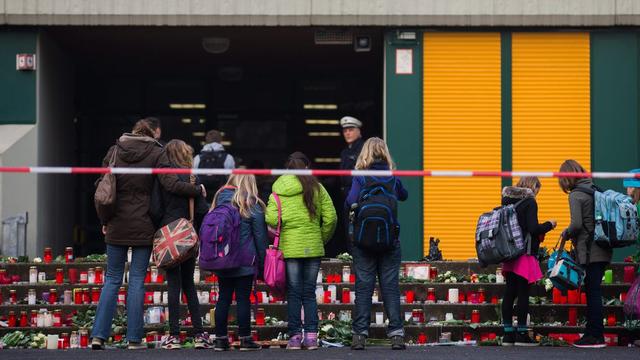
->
<box><xmin>264</xmin><ymin>193</ymin><xmax>286</xmax><ymax>297</ymax></box>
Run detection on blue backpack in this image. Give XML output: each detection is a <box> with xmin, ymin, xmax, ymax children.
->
<box><xmin>198</xmin><ymin>203</ymin><xmax>255</xmax><ymax>271</ymax></box>
<box><xmin>574</xmin><ymin>185</ymin><xmax>639</xmax><ymax>249</ymax></box>
<box><xmin>349</xmin><ymin>177</ymin><xmax>399</xmax><ymax>253</ymax></box>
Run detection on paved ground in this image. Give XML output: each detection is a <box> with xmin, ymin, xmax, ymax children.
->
<box><xmin>0</xmin><ymin>346</ymin><xmax>637</xmax><ymax>360</ymax></box>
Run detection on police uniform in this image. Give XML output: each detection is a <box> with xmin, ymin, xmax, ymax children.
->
<box><xmin>339</xmin><ymin>116</ymin><xmax>364</xmax><ymax>196</ymax></box>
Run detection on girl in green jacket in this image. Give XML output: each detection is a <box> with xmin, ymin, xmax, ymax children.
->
<box><xmin>265</xmin><ymin>152</ymin><xmax>337</xmax><ymax>350</ymax></box>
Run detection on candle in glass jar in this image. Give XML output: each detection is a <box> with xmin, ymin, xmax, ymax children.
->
<box><xmin>95</xmin><ymin>267</ymin><xmax>103</xmax><ymax>284</ymax></box>
<box><xmin>405</xmin><ymin>290</ymin><xmax>415</xmax><ymax>304</ymax></box>
<box><xmin>53</xmin><ymin>310</ymin><xmax>62</xmax><ymax>327</ymax></box>
<box><xmin>79</xmin><ymin>329</ymin><xmax>89</xmax><ymax>348</ymax></box>
<box><xmin>342</xmin><ymin>288</ymin><xmax>350</xmax><ymax>304</ymax></box>
<box><xmin>604</xmin><ymin>269</ymin><xmax>613</xmax><ymax>284</ymax></box>
<box><xmin>256</xmin><ymin>307</ymin><xmax>265</xmax><ymax>325</ymax></box>
<box><xmin>29</xmin><ymin>266</ymin><xmax>38</xmax><ymax>284</ymax></box>
<box><xmin>568</xmin><ymin>307</ymin><xmax>577</xmax><ymax>326</ymax></box>
<box><xmin>70</xmin><ymin>331</ymin><xmax>80</xmax><ymax>349</ymax></box>
<box><xmin>621</xmin><ymin>292</ymin><xmax>627</xmax><ymax>302</ymax></box>
<box><xmin>316</xmin><ymin>286</ymin><xmax>324</xmax><ymax>304</ymax></box>
<box><xmin>19</xmin><ymin>311</ymin><xmax>28</xmax><ymax>327</ymax></box>
<box><xmin>8</xmin><ymin>311</ymin><xmax>16</xmax><ymax>327</ymax></box>
<box><xmin>43</xmin><ymin>247</ymin><xmax>53</xmax><ymax>264</ymax></box>
<box><xmin>193</xmin><ymin>265</ymin><xmax>200</xmax><ymax>284</ymax></box>
<box><xmin>427</xmin><ymin>288</ymin><xmax>436</xmax><ymax>303</ymax></box>
<box><xmin>376</xmin><ymin>312</ymin><xmax>384</xmax><ymax>325</ymax></box>
<box><xmin>44</xmin><ymin>311</ymin><xmax>53</xmax><ymax>327</ymax></box>
<box><xmin>56</xmin><ymin>268</ymin><xmax>64</xmax><ymax>284</ymax></box>
<box><xmin>150</xmin><ymin>266</ymin><xmax>158</xmax><ymax>283</ymax></box>
<box><xmin>87</xmin><ymin>268</ymin><xmax>96</xmax><ymax>284</ymax></box>
<box><xmin>342</xmin><ymin>266</ymin><xmax>351</xmax><ymax>283</ymax></box>
<box><xmin>91</xmin><ymin>288</ymin><xmax>101</xmax><ymax>304</ymax></box>
<box><xmin>607</xmin><ymin>313</ymin><xmax>616</xmax><ymax>326</ymax></box>
<box><xmin>118</xmin><ymin>287</ymin><xmax>126</xmax><ymax>305</ymax></box>
<box><xmin>38</xmin><ymin>271</ymin><xmax>46</xmax><ymax>283</ymax></box>
<box><xmin>430</xmin><ymin>267</ymin><xmax>438</xmax><ymax>279</ymax></box>
<box><xmin>79</xmin><ymin>271</ymin><xmax>88</xmax><ymax>284</ymax></box>
<box><xmin>328</xmin><ymin>285</ymin><xmax>337</xmax><ymax>303</ymax></box>
<box><xmin>28</xmin><ymin>289</ymin><xmax>36</xmax><ymax>305</ymax></box>
<box><xmin>478</xmin><ymin>288</ymin><xmax>486</xmax><ymax>303</ymax></box>
<box><xmin>448</xmin><ymin>289</ymin><xmax>459</xmax><ymax>304</ymax></box>
<box><xmin>49</xmin><ymin>289</ymin><xmax>58</xmax><ymax>304</ymax></box>
<box><xmin>624</xmin><ymin>266</ymin><xmax>636</xmax><ymax>283</ymax></box>
<box><xmin>65</xmin><ymin>247</ymin><xmax>74</xmax><ymax>263</ymax></box>
<box><xmin>30</xmin><ymin>310</ymin><xmax>38</xmax><ymax>327</ymax></box>
<box><xmin>495</xmin><ymin>267</ymin><xmax>504</xmax><ymax>283</ymax></box>
<box><xmin>68</xmin><ymin>268</ymin><xmax>78</xmax><ymax>284</ymax></box>
<box><xmin>9</xmin><ymin>289</ymin><xmax>17</xmax><ymax>304</ymax></box>
<box><xmin>82</xmin><ymin>288</ymin><xmax>90</xmax><ymax>304</ymax></box>
<box><xmin>471</xmin><ymin>310</ymin><xmax>480</xmax><ymax>324</ymax></box>
<box><xmin>64</xmin><ymin>290</ymin><xmax>72</xmax><ymax>305</ymax></box>
<box><xmin>417</xmin><ymin>332</ymin><xmax>427</xmax><ymax>344</ymax></box>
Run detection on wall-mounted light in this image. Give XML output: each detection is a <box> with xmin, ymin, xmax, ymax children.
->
<box><xmin>303</xmin><ymin>104</ymin><xmax>338</xmax><ymax>110</ymax></box>
<box><xmin>181</xmin><ymin>118</ymin><xmax>192</xmax><ymax>124</ymax></box>
<box><xmin>199</xmin><ymin>118</ymin><xmax>206</xmax><ymax>124</ymax></box>
<box><xmin>308</xmin><ymin>132</ymin><xmax>341</xmax><ymax>137</ymax></box>
<box><xmin>354</xmin><ymin>35</ymin><xmax>371</xmax><ymax>52</ymax></box>
<box><xmin>193</xmin><ymin>132</ymin><xmax>206</xmax><ymax>137</ymax></box>
<box><xmin>221</xmin><ymin>141</ymin><xmax>232</xmax><ymax>146</ymax></box>
<box><xmin>305</xmin><ymin>119</ymin><xmax>340</xmax><ymax>125</ymax></box>
<box><xmin>315</xmin><ymin>158</ymin><xmax>341</xmax><ymax>163</ymax></box>
<box><xmin>202</xmin><ymin>37</ymin><xmax>230</xmax><ymax>54</ymax></box>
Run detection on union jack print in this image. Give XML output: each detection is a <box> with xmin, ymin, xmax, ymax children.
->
<box><xmin>153</xmin><ymin>218</ymin><xmax>198</xmax><ymax>268</ymax></box>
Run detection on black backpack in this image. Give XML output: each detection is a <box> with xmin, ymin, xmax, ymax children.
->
<box><xmin>198</xmin><ymin>150</ymin><xmax>228</xmax><ymax>196</ymax></box>
<box><xmin>349</xmin><ymin>177</ymin><xmax>399</xmax><ymax>253</ymax></box>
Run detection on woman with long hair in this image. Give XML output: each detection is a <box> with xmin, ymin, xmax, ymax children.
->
<box><xmin>156</xmin><ymin>140</ymin><xmax>210</xmax><ymax>349</ymax></box>
<box><xmin>210</xmin><ymin>174</ymin><xmax>267</xmax><ymax>351</ymax></box>
<box><xmin>558</xmin><ymin>159</ymin><xmax>612</xmax><ymax>348</ymax></box>
<box><xmin>265</xmin><ymin>152</ymin><xmax>337</xmax><ymax>350</ymax></box>
<box><xmin>500</xmin><ymin>177</ymin><xmax>556</xmax><ymax>346</ymax></box>
<box><xmin>345</xmin><ymin>137</ymin><xmax>408</xmax><ymax>350</ymax></box>
<box><xmin>92</xmin><ymin>120</ymin><xmax>203</xmax><ymax>350</ymax></box>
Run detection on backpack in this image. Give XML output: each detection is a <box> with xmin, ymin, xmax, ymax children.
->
<box><xmin>198</xmin><ymin>150</ymin><xmax>228</xmax><ymax>195</ymax></box>
<box><xmin>349</xmin><ymin>177</ymin><xmax>399</xmax><ymax>253</ymax></box>
<box><xmin>198</xmin><ymin>203</ymin><xmax>255</xmax><ymax>271</ymax></box>
<box><xmin>573</xmin><ymin>185</ymin><xmax>639</xmax><ymax>248</ymax></box>
<box><xmin>475</xmin><ymin>199</ymin><xmax>528</xmax><ymax>267</ymax></box>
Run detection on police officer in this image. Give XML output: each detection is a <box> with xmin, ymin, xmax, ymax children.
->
<box><xmin>339</xmin><ymin>116</ymin><xmax>365</xmax><ymax>196</ymax></box>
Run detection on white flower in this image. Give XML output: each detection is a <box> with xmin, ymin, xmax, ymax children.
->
<box><xmin>321</xmin><ymin>324</ymin><xmax>333</xmax><ymax>332</ymax></box>
<box><xmin>451</xmin><ymin>278</ymin><xmax>457</xmax><ymax>283</ymax></box>
<box><xmin>33</xmin><ymin>257</ymin><xmax>42</xmax><ymax>263</ymax></box>
<box><xmin>444</xmin><ymin>279</ymin><xmax>451</xmax><ymax>284</ymax></box>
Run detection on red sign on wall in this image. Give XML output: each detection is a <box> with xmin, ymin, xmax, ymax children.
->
<box><xmin>16</xmin><ymin>54</ymin><xmax>37</xmax><ymax>71</ymax></box>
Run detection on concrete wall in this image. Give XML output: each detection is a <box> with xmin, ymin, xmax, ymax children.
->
<box><xmin>2</xmin><ymin>0</ymin><xmax>640</xmax><ymax>26</ymax></box>
<box><xmin>0</xmin><ymin>125</ymin><xmax>39</xmax><ymax>257</ymax></box>
<box><xmin>36</xmin><ymin>31</ymin><xmax>77</xmax><ymax>256</ymax></box>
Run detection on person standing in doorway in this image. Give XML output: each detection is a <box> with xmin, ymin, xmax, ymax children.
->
<box><xmin>333</xmin><ymin>116</ymin><xmax>365</xmax><ymax>256</ymax></box>
<box><xmin>193</xmin><ymin>130</ymin><xmax>235</xmax><ymax>202</ymax></box>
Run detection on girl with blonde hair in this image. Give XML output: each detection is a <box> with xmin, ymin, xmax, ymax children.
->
<box><xmin>346</xmin><ymin>137</ymin><xmax>408</xmax><ymax>351</ymax></box>
<box><xmin>211</xmin><ymin>174</ymin><xmax>268</xmax><ymax>351</ymax></box>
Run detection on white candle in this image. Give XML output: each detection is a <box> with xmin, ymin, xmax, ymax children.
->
<box><xmin>316</xmin><ymin>286</ymin><xmax>324</xmax><ymax>304</ymax></box>
<box><xmin>153</xmin><ymin>291</ymin><xmax>162</xmax><ymax>305</ymax></box>
<box><xmin>328</xmin><ymin>285</ymin><xmax>337</xmax><ymax>303</ymax></box>
<box><xmin>350</xmin><ymin>291</ymin><xmax>355</xmax><ymax>304</ymax></box>
<box><xmin>448</xmin><ymin>289</ymin><xmax>459</xmax><ymax>304</ymax></box>
<box><xmin>46</xmin><ymin>335</ymin><xmax>59</xmax><ymax>350</ymax></box>
<box><xmin>445</xmin><ymin>313</ymin><xmax>454</xmax><ymax>321</ymax></box>
<box><xmin>375</xmin><ymin>312</ymin><xmax>384</xmax><ymax>325</ymax></box>
<box><xmin>405</xmin><ymin>312</ymin><xmax>413</xmax><ymax>321</ymax></box>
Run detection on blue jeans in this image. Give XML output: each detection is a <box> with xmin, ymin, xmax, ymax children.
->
<box><xmin>352</xmin><ymin>245</ymin><xmax>403</xmax><ymax>337</ymax></box>
<box><xmin>91</xmin><ymin>244</ymin><xmax>151</xmax><ymax>343</ymax></box>
<box><xmin>584</xmin><ymin>262</ymin><xmax>607</xmax><ymax>339</ymax></box>
<box><xmin>286</xmin><ymin>257</ymin><xmax>321</xmax><ymax>335</ymax></box>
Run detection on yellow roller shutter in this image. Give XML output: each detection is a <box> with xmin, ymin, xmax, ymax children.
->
<box><xmin>512</xmin><ymin>33</ymin><xmax>591</xmax><ymax>244</ymax></box>
<box><xmin>423</xmin><ymin>33</ymin><xmax>502</xmax><ymax>260</ymax></box>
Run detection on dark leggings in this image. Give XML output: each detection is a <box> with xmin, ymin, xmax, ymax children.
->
<box><xmin>215</xmin><ymin>275</ymin><xmax>253</xmax><ymax>338</ymax></box>
<box><xmin>166</xmin><ymin>257</ymin><xmax>204</xmax><ymax>336</ymax></box>
<box><xmin>501</xmin><ymin>271</ymin><xmax>529</xmax><ymax>328</ymax></box>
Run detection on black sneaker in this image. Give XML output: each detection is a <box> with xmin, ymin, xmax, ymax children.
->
<box><xmin>390</xmin><ymin>335</ymin><xmax>406</xmax><ymax>350</ymax></box>
<box><xmin>502</xmin><ymin>332</ymin><xmax>515</xmax><ymax>346</ymax></box>
<box><xmin>239</xmin><ymin>336</ymin><xmax>261</xmax><ymax>351</ymax></box>
<box><xmin>351</xmin><ymin>334</ymin><xmax>366</xmax><ymax>350</ymax></box>
<box><xmin>91</xmin><ymin>337</ymin><xmax>105</xmax><ymax>350</ymax></box>
<box><xmin>515</xmin><ymin>332</ymin><xmax>538</xmax><ymax>347</ymax></box>
<box><xmin>573</xmin><ymin>335</ymin><xmax>606</xmax><ymax>349</ymax></box>
<box><xmin>214</xmin><ymin>337</ymin><xmax>230</xmax><ymax>351</ymax></box>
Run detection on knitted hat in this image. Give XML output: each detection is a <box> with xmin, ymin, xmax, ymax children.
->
<box><xmin>623</xmin><ymin>168</ymin><xmax>640</xmax><ymax>188</ymax></box>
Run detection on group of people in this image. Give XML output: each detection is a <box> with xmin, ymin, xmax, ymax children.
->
<box><xmin>89</xmin><ymin>116</ymin><xmax>637</xmax><ymax>351</ymax></box>
<box><xmin>90</xmin><ymin>116</ymin><xmax>409</xmax><ymax>351</ymax></box>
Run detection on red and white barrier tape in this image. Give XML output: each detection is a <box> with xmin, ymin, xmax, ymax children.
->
<box><xmin>0</xmin><ymin>167</ymin><xmax>639</xmax><ymax>179</ymax></box>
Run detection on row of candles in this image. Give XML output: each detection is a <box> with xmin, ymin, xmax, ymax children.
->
<box><xmin>33</xmin><ymin>331</ymin><xmax>90</xmax><ymax>350</ymax></box>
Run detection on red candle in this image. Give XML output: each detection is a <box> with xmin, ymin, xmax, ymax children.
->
<box><xmin>463</xmin><ymin>332</ymin><xmax>472</xmax><ymax>342</ymax></box>
<box><xmin>256</xmin><ymin>291</ymin><xmax>263</xmax><ymax>304</ymax></box>
<box><xmin>114</xmin><ymin>334</ymin><xmax>123</xmax><ymax>342</ymax></box>
<box><xmin>568</xmin><ymin>290</ymin><xmax>579</xmax><ymax>304</ymax></box>
<box><xmin>53</xmin><ymin>310</ymin><xmax>62</xmax><ymax>327</ymax></box>
<box><xmin>324</xmin><ymin>290</ymin><xmax>331</xmax><ymax>304</ymax></box>
<box><xmin>491</xmin><ymin>295</ymin><xmax>499</xmax><ymax>304</ymax></box>
<box><xmin>256</xmin><ymin>308</ymin><xmax>265</xmax><ymax>326</ymax></box>
<box><xmin>145</xmin><ymin>271</ymin><xmax>151</xmax><ymax>283</ymax></box>
<box><xmin>80</xmin><ymin>330</ymin><xmax>88</xmax><ymax>348</ymax></box>
<box><xmin>30</xmin><ymin>310</ymin><xmax>37</xmax><ymax>327</ymax></box>
<box><xmin>471</xmin><ymin>310</ymin><xmax>480</xmax><ymax>324</ymax></box>
<box><xmin>19</xmin><ymin>311</ymin><xmax>28</xmax><ymax>327</ymax></box>
<box><xmin>82</xmin><ymin>288</ymin><xmax>90</xmax><ymax>304</ymax></box>
<box><xmin>553</xmin><ymin>288</ymin><xmax>562</xmax><ymax>304</ymax></box>
<box><xmin>568</xmin><ymin>307</ymin><xmax>577</xmax><ymax>326</ymax></box>
<box><xmin>427</xmin><ymin>288</ymin><xmax>436</xmax><ymax>303</ymax></box>
<box><xmin>624</xmin><ymin>266</ymin><xmax>636</xmax><ymax>283</ymax></box>
<box><xmin>349</xmin><ymin>274</ymin><xmax>356</xmax><ymax>283</ymax></box>
<box><xmin>580</xmin><ymin>292</ymin><xmax>587</xmax><ymax>304</ymax></box>
<box><xmin>405</xmin><ymin>290</ymin><xmax>415</xmax><ymax>304</ymax></box>
<box><xmin>68</xmin><ymin>268</ymin><xmax>78</xmax><ymax>284</ymax></box>
<box><xmin>417</xmin><ymin>332</ymin><xmax>427</xmax><ymax>344</ymax></box>
<box><xmin>65</xmin><ymin>247</ymin><xmax>74</xmax><ymax>263</ymax></box>
<box><xmin>49</xmin><ymin>289</ymin><xmax>58</xmax><ymax>304</ymax></box>
<box><xmin>9</xmin><ymin>290</ymin><xmax>17</xmax><ymax>304</ymax></box>
<box><xmin>489</xmin><ymin>333</ymin><xmax>497</xmax><ymax>340</ymax></box>
<box><xmin>56</xmin><ymin>268</ymin><xmax>64</xmax><ymax>284</ymax></box>
<box><xmin>342</xmin><ymin>288</ymin><xmax>350</xmax><ymax>304</ymax></box>
<box><xmin>620</xmin><ymin>292</ymin><xmax>627</xmax><ymax>302</ymax></box>
<box><xmin>91</xmin><ymin>288</ymin><xmax>101</xmax><ymax>304</ymax></box>
<box><xmin>79</xmin><ymin>271</ymin><xmax>88</xmax><ymax>284</ymax></box>
<box><xmin>607</xmin><ymin>313</ymin><xmax>616</xmax><ymax>326</ymax></box>
<box><xmin>43</xmin><ymin>247</ymin><xmax>53</xmax><ymax>264</ymax></box>
<box><xmin>156</xmin><ymin>274</ymin><xmax>164</xmax><ymax>283</ymax></box>
<box><xmin>8</xmin><ymin>312</ymin><xmax>16</xmax><ymax>327</ymax></box>
<box><xmin>478</xmin><ymin>289</ymin><xmax>486</xmax><ymax>303</ymax></box>
<box><xmin>95</xmin><ymin>267</ymin><xmax>103</xmax><ymax>284</ymax></box>
<box><xmin>252</xmin><ymin>330</ymin><xmax>259</xmax><ymax>342</ymax></box>
<box><xmin>145</xmin><ymin>292</ymin><xmax>154</xmax><ymax>304</ymax></box>
<box><xmin>75</xmin><ymin>289</ymin><xmax>83</xmax><ymax>304</ymax></box>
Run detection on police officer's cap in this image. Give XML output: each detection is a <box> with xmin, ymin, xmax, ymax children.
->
<box><xmin>340</xmin><ymin>116</ymin><xmax>362</xmax><ymax>129</ymax></box>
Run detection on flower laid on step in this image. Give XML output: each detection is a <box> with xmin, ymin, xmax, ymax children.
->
<box><xmin>336</xmin><ymin>253</ymin><xmax>353</xmax><ymax>262</ymax></box>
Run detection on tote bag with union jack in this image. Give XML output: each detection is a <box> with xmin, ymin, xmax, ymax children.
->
<box><xmin>152</xmin><ymin>183</ymin><xmax>199</xmax><ymax>269</ymax></box>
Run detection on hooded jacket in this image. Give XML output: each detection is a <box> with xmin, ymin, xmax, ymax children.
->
<box><xmin>99</xmin><ymin>134</ymin><xmax>201</xmax><ymax>247</ymax></box>
<box><xmin>563</xmin><ymin>178</ymin><xmax>613</xmax><ymax>264</ymax></box>
<box><xmin>192</xmin><ymin>142</ymin><xmax>235</xmax><ymax>169</ymax></box>
<box><xmin>501</xmin><ymin>186</ymin><xmax>553</xmax><ymax>256</ymax></box>
<box><xmin>265</xmin><ymin>175</ymin><xmax>337</xmax><ymax>259</ymax></box>
<box><xmin>213</xmin><ymin>187</ymin><xmax>268</xmax><ymax>278</ymax></box>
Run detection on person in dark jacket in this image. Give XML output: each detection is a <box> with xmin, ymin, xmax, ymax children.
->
<box><xmin>155</xmin><ymin>140</ymin><xmax>211</xmax><ymax>350</ymax></box>
<box><xmin>559</xmin><ymin>160</ymin><xmax>612</xmax><ymax>349</ymax></box>
<box><xmin>211</xmin><ymin>174</ymin><xmax>268</xmax><ymax>351</ymax></box>
<box><xmin>345</xmin><ymin>137</ymin><xmax>408</xmax><ymax>351</ymax></box>
<box><xmin>500</xmin><ymin>177</ymin><xmax>556</xmax><ymax>346</ymax></box>
<box><xmin>92</xmin><ymin>120</ymin><xmax>204</xmax><ymax>350</ymax></box>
